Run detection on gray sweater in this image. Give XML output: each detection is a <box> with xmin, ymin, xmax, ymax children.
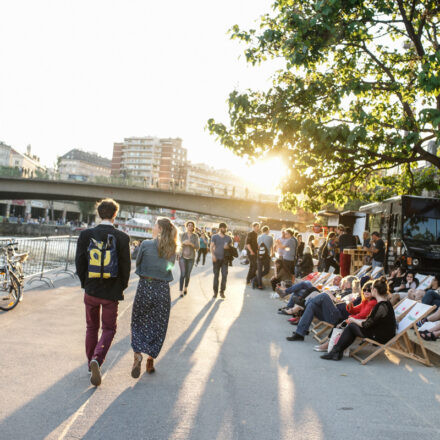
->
<box><xmin>135</xmin><ymin>239</ymin><xmax>176</xmax><ymax>282</ymax></box>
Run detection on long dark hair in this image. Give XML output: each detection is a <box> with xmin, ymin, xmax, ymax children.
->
<box><xmin>157</xmin><ymin>218</ymin><xmax>178</xmax><ymax>260</ymax></box>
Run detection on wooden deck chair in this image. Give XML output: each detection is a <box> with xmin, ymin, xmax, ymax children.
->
<box><xmin>311</xmin><ymin>272</ymin><xmax>330</xmax><ymax>287</ymax></box>
<box><xmin>417</xmin><ymin>275</ymin><xmax>434</xmax><ymax>291</ymax></box>
<box><xmin>370</xmin><ymin>266</ymin><xmax>384</xmax><ymax>279</ymax></box>
<box><xmin>322</xmin><ymin>273</ymin><xmax>337</xmax><ymax>288</ymax></box>
<box><xmin>415</xmin><ymin>273</ymin><xmax>428</xmax><ymax>285</ymax></box>
<box><xmin>351</xmin><ymin>302</ymin><xmax>436</xmax><ymax>366</ymax></box>
<box><xmin>393</xmin><ymin>298</ymin><xmax>417</xmax><ymax>322</ymax></box>
<box><xmin>311</xmin><ymin>319</ymin><xmax>334</xmax><ymax>344</ymax></box>
<box><xmin>355</xmin><ymin>265</ymin><xmax>371</xmax><ymax>278</ymax></box>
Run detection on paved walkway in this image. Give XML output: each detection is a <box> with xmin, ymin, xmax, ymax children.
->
<box><xmin>1</xmin><ymin>261</ymin><xmax>439</xmax><ymax>440</ymax></box>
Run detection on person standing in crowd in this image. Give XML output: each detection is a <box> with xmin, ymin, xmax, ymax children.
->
<box><xmin>297</xmin><ymin>234</ymin><xmax>304</xmax><ymax>259</ymax></box>
<box><xmin>130</xmin><ymin>218</ymin><xmax>177</xmax><ymax>378</ymax></box>
<box><xmin>362</xmin><ymin>231</ymin><xmax>371</xmax><ymax>248</ymax></box>
<box><xmin>211</xmin><ymin>222</ymin><xmax>233</xmax><ymax>299</ymax></box>
<box><xmin>277</xmin><ymin>228</ymin><xmax>297</xmax><ymax>276</ymax></box>
<box><xmin>75</xmin><ymin>199</ymin><xmax>131</xmax><ymax>387</ymax></box>
<box><xmin>276</xmin><ymin>229</ymin><xmax>287</xmax><ymax>259</ymax></box>
<box><xmin>196</xmin><ymin>230</ymin><xmax>209</xmax><ymax>266</ymax></box>
<box><xmin>308</xmin><ymin>235</ymin><xmax>316</xmax><ymax>257</ymax></box>
<box><xmin>370</xmin><ymin>231</ymin><xmax>385</xmax><ymax>269</ymax></box>
<box><xmin>178</xmin><ymin>221</ymin><xmax>200</xmax><ymax>298</ymax></box>
<box><xmin>233</xmin><ymin>232</ymin><xmax>240</xmax><ymax>250</ymax></box>
<box><xmin>338</xmin><ymin>225</ymin><xmax>357</xmax><ymax>277</ymax></box>
<box><xmin>254</xmin><ymin>225</ymin><xmax>273</xmax><ymax>289</ymax></box>
<box><xmin>323</xmin><ymin>232</ymin><xmax>340</xmax><ymax>273</ymax></box>
<box><xmin>298</xmin><ymin>245</ymin><xmax>314</xmax><ymax>277</ymax></box>
<box><xmin>245</xmin><ymin>222</ymin><xmax>260</xmax><ymax>285</ymax></box>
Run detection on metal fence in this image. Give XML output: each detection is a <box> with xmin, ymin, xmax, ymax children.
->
<box><xmin>0</xmin><ymin>235</ymin><xmax>77</xmax><ymax>287</ymax></box>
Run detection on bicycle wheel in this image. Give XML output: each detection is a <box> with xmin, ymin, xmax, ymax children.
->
<box><xmin>0</xmin><ymin>277</ymin><xmax>21</xmax><ymax>311</ymax></box>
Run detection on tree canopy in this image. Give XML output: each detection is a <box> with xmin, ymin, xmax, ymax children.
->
<box><xmin>208</xmin><ymin>0</ymin><xmax>440</xmax><ymax>211</ymax></box>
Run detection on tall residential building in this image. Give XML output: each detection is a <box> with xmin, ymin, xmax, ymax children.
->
<box><xmin>111</xmin><ymin>137</ymin><xmax>187</xmax><ymax>189</ymax></box>
<box><xmin>58</xmin><ymin>149</ymin><xmax>111</xmax><ymax>181</ymax></box>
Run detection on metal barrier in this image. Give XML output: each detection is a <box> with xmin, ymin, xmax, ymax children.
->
<box><xmin>0</xmin><ymin>235</ymin><xmax>77</xmax><ymax>288</ymax></box>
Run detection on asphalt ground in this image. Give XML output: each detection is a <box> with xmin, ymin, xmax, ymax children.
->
<box><xmin>1</xmin><ymin>259</ymin><xmax>439</xmax><ymax>440</ymax></box>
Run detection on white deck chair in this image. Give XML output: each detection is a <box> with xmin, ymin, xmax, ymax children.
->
<box><xmin>351</xmin><ymin>302</ymin><xmax>436</xmax><ymax>366</ymax></box>
<box><xmin>355</xmin><ymin>265</ymin><xmax>371</xmax><ymax>278</ymax></box>
<box><xmin>417</xmin><ymin>275</ymin><xmax>434</xmax><ymax>291</ymax></box>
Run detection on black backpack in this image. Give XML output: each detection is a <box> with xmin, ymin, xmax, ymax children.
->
<box><xmin>258</xmin><ymin>242</ymin><xmax>269</xmax><ymax>260</ymax></box>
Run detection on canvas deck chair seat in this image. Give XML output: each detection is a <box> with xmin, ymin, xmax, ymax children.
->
<box><xmin>354</xmin><ymin>265</ymin><xmax>372</xmax><ymax>278</ymax></box>
<box><xmin>350</xmin><ymin>302</ymin><xmax>436</xmax><ymax>366</ymax></box>
<box><xmin>311</xmin><ymin>272</ymin><xmax>329</xmax><ymax>287</ymax></box>
<box><xmin>370</xmin><ymin>266</ymin><xmax>384</xmax><ymax>280</ymax></box>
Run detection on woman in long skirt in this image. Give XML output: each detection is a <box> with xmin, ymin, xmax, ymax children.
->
<box><xmin>130</xmin><ymin>217</ymin><xmax>177</xmax><ymax>377</ymax></box>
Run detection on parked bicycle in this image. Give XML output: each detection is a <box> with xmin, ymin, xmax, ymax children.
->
<box><xmin>0</xmin><ymin>241</ymin><xmax>29</xmax><ymax>311</ymax></box>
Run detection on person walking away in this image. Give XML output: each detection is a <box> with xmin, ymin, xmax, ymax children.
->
<box><xmin>245</xmin><ymin>222</ymin><xmax>260</xmax><ymax>284</ymax></box>
<box><xmin>75</xmin><ymin>198</ymin><xmax>131</xmax><ymax>387</ymax></box>
<box><xmin>130</xmin><ymin>218</ymin><xmax>178</xmax><ymax>378</ymax></box>
<box><xmin>338</xmin><ymin>225</ymin><xmax>357</xmax><ymax>277</ymax></box>
<box><xmin>277</xmin><ymin>228</ymin><xmax>297</xmax><ymax>276</ymax></box>
<box><xmin>196</xmin><ymin>231</ymin><xmax>209</xmax><ymax>266</ymax></box>
<box><xmin>178</xmin><ymin>221</ymin><xmax>200</xmax><ymax>297</ymax></box>
<box><xmin>255</xmin><ymin>225</ymin><xmax>273</xmax><ymax>289</ymax></box>
<box><xmin>370</xmin><ymin>231</ymin><xmax>385</xmax><ymax>270</ymax></box>
<box><xmin>210</xmin><ymin>222</ymin><xmax>232</xmax><ymax>299</ymax></box>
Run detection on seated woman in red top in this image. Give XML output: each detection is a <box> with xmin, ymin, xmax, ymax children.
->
<box><xmin>314</xmin><ymin>281</ymin><xmax>377</xmax><ymax>352</ymax></box>
<box><xmin>321</xmin><ymin>277</ymin><xmax>396</xmax><ymax>361</ymax></box>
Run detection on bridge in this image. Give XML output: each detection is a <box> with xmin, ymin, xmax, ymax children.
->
<box><xmin>0</xmin><ymin>177</ymin><xmax>311</xmax><ymax>223</ymax></box>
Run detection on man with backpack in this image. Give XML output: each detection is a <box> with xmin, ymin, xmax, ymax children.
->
<box><xmin>75</xmin><ymin>198</ymin><xmax>131</xmax><ymax>387</ymax></box>
<box><xmin>254</xmin><ymin>225</ymin><xmax>273</xmax><ymax>289</ymax></box>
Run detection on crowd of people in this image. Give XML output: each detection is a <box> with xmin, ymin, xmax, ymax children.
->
<box><xmin>75</xmin><ymin>203</ymin><xmax>439</xmax><ymax>388</ymax></box>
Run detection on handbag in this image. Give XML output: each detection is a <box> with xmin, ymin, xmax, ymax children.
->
<box><xmin>328</xmin><ymin>327</ymin><xmax>344</xmax><ymax>353</ymax></box>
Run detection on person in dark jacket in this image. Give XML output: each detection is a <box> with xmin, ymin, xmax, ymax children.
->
<box><xmin>75</xmin><ymin>199</ymin><xmax>131</xmax><ymax>386</ymax></box>
<box><xmin>321</xmin><ymin>277</ymin><xmax>396</xmax><ymax>360</ymax></box>
<box><xmin>299</xmin><ymin>245</ymin><xmax>314</xmax><ymax>277</ymax></box>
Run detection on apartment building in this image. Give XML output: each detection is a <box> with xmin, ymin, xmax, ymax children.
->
<box><xmin>58</xmin><ymin>149</ymin><xmax>111</xmax><ymax>181</ymax></box>
<box><xmin>0</xmin><ymin>142</ymin><xmax>45</xmax><ymax>177</ymax></box>
<box><xmin>111</xmin><ymin>136</ymin><xmax>187</xmax><ymax>189</ymax></box>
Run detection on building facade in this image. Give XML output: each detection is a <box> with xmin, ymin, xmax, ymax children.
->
<box><xmin>185</xmin><ymin>163</ymin><xmax>249</xmax><ymax>197</ymax></box>
<box><xmin>58</xmin><ymin>149</ymin><xmax>111</xmax><ymax>181</ymax></box>
<box><xmin>111</xmin><ymin>136</ymin><xmax>187</xmax><ymax>189</ymax></box>
<box><xmin>0</xmin><ymin>142</ymin><xmax>45</xmax><ymax>177</ymax></box>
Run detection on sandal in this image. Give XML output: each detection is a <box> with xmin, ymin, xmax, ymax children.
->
<box><xmin>420</xmin><ymin>331</ymin><xmax>438</xmax><ymax>341</ymax></box>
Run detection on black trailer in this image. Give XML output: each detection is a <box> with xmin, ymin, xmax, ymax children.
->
<box><xmin>360</xmin><ymin>195</ymin><xmax>440</xmax><ymax>274</ymax></box>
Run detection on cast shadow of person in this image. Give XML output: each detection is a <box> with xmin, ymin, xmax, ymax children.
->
<box><xmin>81</xmin><ymin>289</ymin><xmax>289</xmax><ymax>440</ymax></box>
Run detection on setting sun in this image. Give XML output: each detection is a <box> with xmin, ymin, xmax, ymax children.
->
<box><xmin>240</xmin><ymin>157</ymin><xmax>288</xmax><ymax>195</ymax></box>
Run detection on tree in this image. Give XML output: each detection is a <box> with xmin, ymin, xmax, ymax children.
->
<box><xmin>208</xmin><ymin>0</ymin><xmax>440</xmax><ymax>211</ymax></box>
<box><xmin>77</xmin><ymin>201</ymin><xmax>96</xmax><ymax>222</ymax></box>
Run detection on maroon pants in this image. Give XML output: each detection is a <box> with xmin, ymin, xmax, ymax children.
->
<box><xmin>84</xmin><ymin>293</ymin><xmax>118</xmax><ymax>367</ymax></box>
<box><xmin>339</xmin><ymin>253</ymin><xmax>351</xmax><ymax>277</ymax></box>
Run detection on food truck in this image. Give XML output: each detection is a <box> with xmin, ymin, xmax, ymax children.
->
<box><xmin>359</xmin><ymin>195</ymin><xmax>440</xmax><ymax>274</ymax></box>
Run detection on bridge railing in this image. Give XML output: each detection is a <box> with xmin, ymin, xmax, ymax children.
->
<box><xmin>0</xmin><ymin>235</ymin><xmax>77</xmax><ymax>288</ymax></box>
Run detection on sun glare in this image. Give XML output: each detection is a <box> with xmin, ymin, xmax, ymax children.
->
<box><xmin>241</xmin><ymin>157</ymin><xmax>288</xmax><ymax>195</ymax></box>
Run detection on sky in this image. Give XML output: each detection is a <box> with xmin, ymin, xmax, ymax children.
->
<box><xmin>0</xmin><ymin>0</ymin><xmax>284</xmax><ymax>192</ymax></box>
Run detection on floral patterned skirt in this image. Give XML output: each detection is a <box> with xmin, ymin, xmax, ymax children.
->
<box><xmin>131</xmin><ymin>278</ymin><xmax>170</xmax><ymax>358</ymax></box>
